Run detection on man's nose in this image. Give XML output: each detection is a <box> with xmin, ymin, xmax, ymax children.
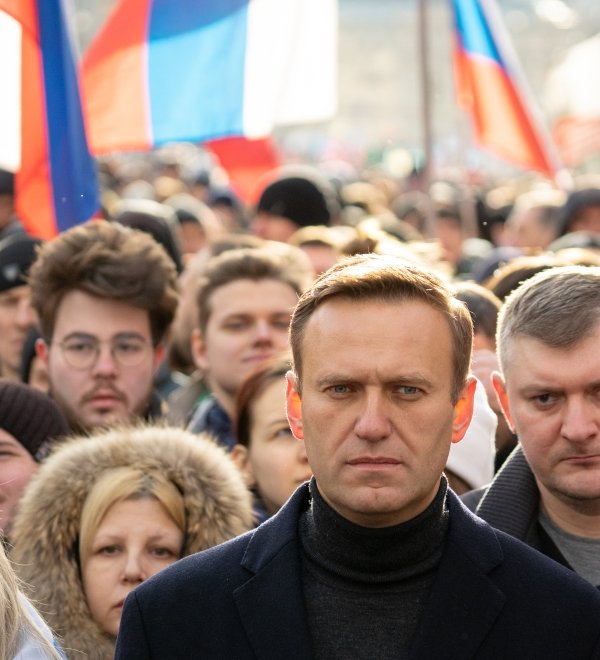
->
<box><xmin>254</xmin><ymin>319</ymin><xmax>274</xmax><ymax>343</ymax></box>
<box><xmin>561</xmin><ymin>396</ymin><xmax>598</xmax><ymax>443</ymax></box>
<box><xmin>91</xmin><ymin>344</ymin><xmax>119</xmax><ymax>376</ymax></box>
<box><xmin>354</xmin><ymin>392</ymin><xmax>392</xmax><ymax>442</ymax></box>
<box><xmin>15</xmin><ymin>299</ymin><xmax>36</xmax><ymax>329</ymax></box>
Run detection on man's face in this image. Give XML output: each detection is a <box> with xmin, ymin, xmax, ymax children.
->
<box><xmin>0</xmin><ymin>193</ymin><xmax>14</xmax><ymax>230</ymax></box>
<box><xmin>192</xmin><ymin>278</ymin><xmax>298</xmax><ymax>414</ymax></box>
<box><xmin>505</xmin><ymin>207</ymin><xmax>556</xmax><ymax>250</ymax></box>
<box><xmin>37</xmin><ymin>290</ymin><xmax>163</xmax><ymax>432</ymax></box>
<box><xmin>0</xmin><ymin>285</ymin><xmax>37</xmax><ymax>378</ymax></box>
<box><xmin>286</xmin><ymin>298</ymin><xmax>475</xmax><ymax>528</ymax></box>
<box><xmin>493</xmin><ymin>328</ymin><xmax>600</xmax><ymax>510</ymax></box>
<box><xmin>250</xmin><ymin>212</ymin><xmax>299</xmax><ymax>242</ymax></box>
<box><xmin>0</xmin><ymin>428</ymin><xmax>37</xmax><ymax>536</ymax></box>
<box><xmin>570</xmin><ymin>205</ymin><xmax>600</xmax><ymax>234</ymax></box>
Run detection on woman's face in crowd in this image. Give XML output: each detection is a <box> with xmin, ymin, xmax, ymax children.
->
<box><xmin>0</xmin><ymin>428</ymin><xmax>37</xmax><ymax>536</ymax></box>
<box><xmin>82</xmin><ymin>497</ymin><xmax>183</xmax><ymax>637</ymax></box>
<box><xmin>246</xmin><ymin>379</ymin><xmax>312</xmax><ymax>515</ymax></box>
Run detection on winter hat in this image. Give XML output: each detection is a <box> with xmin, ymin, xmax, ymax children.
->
<box><xmin>257</xmin><ymin>176</ymin><xmax>332</xmax><ymax>228</ymax></box>
<box><xmin>446</xmin><ymin>379</ymin><xmax>496</xmax><ymax>490</ymax></box>
<box><xmin>0</xmin><ymin>380</ymin><xmax>69</xmax><ymax>461</ymax></box>
<box><xmin>0</xmin><ymin>170</ymin><xmax>14</xmax><ymax>196</ymax></box>
<box><xmin>0</xmin><ymin>234</ymin><xmax>42</xmax><ymax>294</ymax></box>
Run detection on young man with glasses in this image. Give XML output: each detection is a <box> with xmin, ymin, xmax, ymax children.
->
<box><xmin>29</xmin><ymin>221</ymin><xmax>178</xmax><ymax>432</ymax></box>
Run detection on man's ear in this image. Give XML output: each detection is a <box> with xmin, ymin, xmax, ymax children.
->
<box><xmin>35</xmin><ymin>337</ymin><xmax>49</xmax><ymax>366</ymax></box>
<box><xmin>230</xmin><ymin>444</ymin><xmax>256</xmax><ymax>488</ymax></box>
<box><xmin>451</xmin><ymin>377</ymin><xmax>477</xmax><ymax>444</ymax></box>
<box><xmin>190</xmin><ymin>327</ymin><xmax>208</xmax><ymax>372</ymax></box>
<box><xmin>491</xmin><ymin>371</ymin><xmax>516</xmax><ymax>433</ymax></box>
<box><xmin>285</xmin><ymin>371</ymin><xmax>304</xmax><ymax>441</ymax></box>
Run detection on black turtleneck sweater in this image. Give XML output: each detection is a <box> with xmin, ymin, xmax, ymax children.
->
<box><xmin>298</xmin><ymin>477</ymin><xmax>449</xmax><ymax>660</ymax></box>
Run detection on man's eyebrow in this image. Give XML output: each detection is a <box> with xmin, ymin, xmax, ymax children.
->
<box><xmin>61</xmin><ymin>332</ymin><xmax>96</xmax><ymax>341</ymax></box>
<box><xmin>60</xmin><ymin>331</ymin><xmax>146</xmax><ymax>341</ymax></box>
<box><xmin>315</xmin><ymin>372</ymin><xmax>435</xmax><ymax>389</ymax></box>
<box><xmin>112</xmin><ymin>332</ymin><xmax>147</xmax><ymax>340</ymax></box>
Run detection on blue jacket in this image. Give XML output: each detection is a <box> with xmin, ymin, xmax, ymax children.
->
<box><xmin>116</xmin><ymin>484</ymin><xmax>600</xmax><ymax>659</ymax></box>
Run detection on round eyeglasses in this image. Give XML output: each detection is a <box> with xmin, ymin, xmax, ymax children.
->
<box><xmin>55</xmin><ymin>337</ymin><xmax>152</xmax><ymax>370</ymax></box>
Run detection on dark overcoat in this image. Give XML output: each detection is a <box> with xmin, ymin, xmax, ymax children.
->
<box><xmin>116</xmin><ymin>485</ymin><xmax>600</xmax><ymax>659</ymax></box>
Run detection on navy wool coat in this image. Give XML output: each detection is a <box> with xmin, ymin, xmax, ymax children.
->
<box><xmin>116</xmin><ymin>485</ymin><xmax>600</xmax><ymax>659</ymax></box>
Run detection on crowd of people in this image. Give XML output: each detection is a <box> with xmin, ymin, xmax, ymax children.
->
<box><xmin>0</xmin><ymin>152</ymin><xmax>600</xmax><ymax>658</ymax></box>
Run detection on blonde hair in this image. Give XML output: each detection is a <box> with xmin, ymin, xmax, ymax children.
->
<box><xmin>79</xmin><ymin>466</ymin><xmax>186</xmax><ymax>571</ymax></box>
<box><xmin>0</xmin><ymin>543</ymin><xmax>62</xmax><ymax>659</ymax></box>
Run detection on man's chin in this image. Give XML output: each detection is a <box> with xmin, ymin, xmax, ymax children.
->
<box><xmin>79</xmin><ymin>405</ymin><xmax>131</xmax><ymax>432</ymax></box>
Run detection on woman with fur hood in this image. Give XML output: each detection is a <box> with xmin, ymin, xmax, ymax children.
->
<box><xmin>10</xmin><ymin>424</ymin><xmax>254</xmax><ymax>659</ymax></box>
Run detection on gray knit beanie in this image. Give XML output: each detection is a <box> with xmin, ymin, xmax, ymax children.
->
<box><xmin>0</xmin><ymin>380</ymin><xmax>69</xmax><ymax>461</ymax></box>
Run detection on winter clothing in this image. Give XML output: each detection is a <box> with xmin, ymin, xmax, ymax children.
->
<box><xmin>0</xmin><ymin>380</ymin><xmax>69</xmax><ymax>461</ymax></box>
<box><xmin>257</xmin><ymin>176</ymin><xmax>333</xmax><ymax>228</ymax></box>
<box><xmin>117</xmin><ymin>482</ymin><xmax>600</xmax><ymax>659</ymax></box>
<box><xmin>11</xmin><ymin>424</ymin><xmax>254</xmax><ymax>660</ymax></box>
<box><xmin>0</xmin><ymin>234</ymin><xmax>41</xmax><ymax>293</ymax></box>
<box><xmin>14</xmin><ymin>594</ymin><xmax>66</xmax><ymax>659</ymax></box>
<box><xmin>187</xmin><ymin>394</ymin><xmax>236</xmax><ymax>451</ymax></box>
<box><xmin>462</xmin><ymin>445</ymin><xmax>573</xmax><ymax>569</ymax></box>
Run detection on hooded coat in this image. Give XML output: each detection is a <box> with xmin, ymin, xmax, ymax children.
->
<box><xmin>10</xmin><ymin>424</ymin><xmax>254</xmax><ymax>659</ymax></box>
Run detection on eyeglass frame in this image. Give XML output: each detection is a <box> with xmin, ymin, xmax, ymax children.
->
<box><xmin>49</xmin><ymin>332</ymin><xmax>156</xmax><ymax>370</ymax></box>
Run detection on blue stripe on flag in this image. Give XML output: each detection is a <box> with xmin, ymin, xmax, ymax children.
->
<box><xmin>148</xmin><ymin>0</ymin><xmax>249</xmax><ymax>145</ymax></box>
<box><xmin>37</xmin><ymin>0</ymin><xmax>99</xmax><ymax>231</ymax></box>
<box><xmin>453</xmin><ymin>0</ymin><xmax>502</xmax><ymax>66</ymax></box>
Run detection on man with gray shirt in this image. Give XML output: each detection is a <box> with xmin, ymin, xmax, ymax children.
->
<box><xmin>464</xmin><ymin>266</ymin><xmax>600</xmax><ymax>587</ymax></box>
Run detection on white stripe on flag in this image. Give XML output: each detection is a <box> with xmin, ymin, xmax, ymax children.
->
<box><xmin>243</xmin><ymin>0</ymin><xmax>337</xmax><ymax>137</ymax></box>
<box><xmin>0</xmin><ymin>10</ymin><xmax>21</xmax><ymax>172</ymax></box>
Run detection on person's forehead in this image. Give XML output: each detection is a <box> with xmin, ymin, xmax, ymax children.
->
<box><xmin>208</xmin><ymin>278</ymin><xmax>298</xmax><ymax>316</ymax></box>
<box><xmin>0</xmin><ymin>283</ymin><xmax>30</xmax><ymax>301</ymax></box>
<box><xmin>0</xmin><ymin>427</ymin><xmax>28</xmax><ymax>453</ymax></box>
<box><xmin>53</xmin><ymin>290</ymin><xmax>152</xmax><ymax>335</ymax></box>
<box><xmin>302</xmin><ymin>296</ymin><xmax>452</xmax><ymax>352</ymax></box>
<box><xmin>502</xmin><ymin>331</ymin><xmax>600</xmax><ymax>379</ymax></box>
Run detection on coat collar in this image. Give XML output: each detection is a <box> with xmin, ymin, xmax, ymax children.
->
<box><xmin>475</xmin><ymin>445</ymin><xmax>540</xmax><ymax>540</ymax></box>
<box><xmin>235</xmin><ymin>485</ymin><xmax>313</xmax><ymax>659</ymax></box>
<box><xmin>409</xmin><ymin>492</ymin><xmax>507</xmax><ymax>658</ymax></box>
<box><xmin>233</xmin><ymin>485</ymin><xmax>510</xmax><ymax>659</ymax></box>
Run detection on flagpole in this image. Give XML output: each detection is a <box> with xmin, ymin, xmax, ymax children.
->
<box><xmin>417</xmin><ymin>0</ymin><xmax>435</xmax><ymax>237</ymax></box>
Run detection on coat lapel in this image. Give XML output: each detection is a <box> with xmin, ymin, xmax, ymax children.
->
<box><xmin>409</xmin><ymin>494</ymin><xmax>507</xmax><ymax>659</ymax></box>
<box><xmin>234</xmin><ymin>486</ymin><xmax>314</xmax><ymax>659</ymax></box>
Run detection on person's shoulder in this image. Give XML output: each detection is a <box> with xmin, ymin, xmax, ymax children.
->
<box><xmin>134</xmin><ymin>483</ymin><xmax>308</xmax><ymax>604</ymax></box>
<box><xmin>139</xmin><ymin>528</ymin><xmax>255</xmax><ymax>598</ymax></box>
<box><xmin>453</xmin><ymin>494</ymin><xmax>600</xmax><ymax>605</ymax></box>
<box><xmin>460</xmin><ymin>485</ymin><xmax>487</xmax><ymax>511</ymax></box>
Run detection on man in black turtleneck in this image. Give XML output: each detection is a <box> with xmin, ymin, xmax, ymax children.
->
<box><xmin>117</xmin><ymin>254</ymin><xmax>600</xmax><ymax>660</ymax></box>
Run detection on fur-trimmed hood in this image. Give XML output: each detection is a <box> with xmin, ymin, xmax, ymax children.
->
<box><xmin>10</xmin><ymin>424</ymin><xmax>254</xmax><ymax>659</ymax></box>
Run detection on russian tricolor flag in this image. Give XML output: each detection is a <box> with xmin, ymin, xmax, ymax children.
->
<box><xmin>81</xmin><ymin>0</ymin><xmax>337</xmax><ymax>156</ymax></box>
<box><xmin>0</xmin><ymin>0</ymin><xmax>99</xmax><ymax>238</ymax></box>
<box><xmin>451</xmin><ymin>0</ymin><xmax>563</xmax><ymax>179</ymax></box>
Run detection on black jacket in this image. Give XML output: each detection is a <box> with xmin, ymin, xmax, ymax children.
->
<box><xmin>117</xmin><ymin>483</ymin><xmax>600</xmax><ymax>659</ymax></box>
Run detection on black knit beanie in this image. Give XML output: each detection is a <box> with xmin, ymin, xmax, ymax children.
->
<box><xmin>0</xmin><ymin>380</ymin><xmax>69</xmax><ymax>461</ymax></box>
<box><xmin>0</xmin><ymin>234</ymin><xmax>42</xmax><ymax>293</ymax></box>
<box><xmin>257</xmin><ymin>176</ymin><xmax>332</xmax><ymax>228</ymax></box>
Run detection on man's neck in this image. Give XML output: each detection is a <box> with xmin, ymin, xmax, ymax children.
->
<box><xmin>539</xmin><ymin>484</ymin><xmax>600</xmax><ymax>539</ymax></box>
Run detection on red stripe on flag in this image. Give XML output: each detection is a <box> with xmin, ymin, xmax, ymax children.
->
<box><xmin>206</xmin><ymin>137</ymin><xmax>280</xmax><ymax>206</ymax></box>
<box><xmin>81</xmin><ymin>0</ymin><xmax>152</xmax><ymax>155</ymax></box>
<box><xmin>456</xmin><ymin>54</ymin><xmax>557</xmax><ymax>177</ymax></box>
<box><xmin>13</xmin><ymin>1</ymin><xmax>56</xmax><ymax>238</ymax></box>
